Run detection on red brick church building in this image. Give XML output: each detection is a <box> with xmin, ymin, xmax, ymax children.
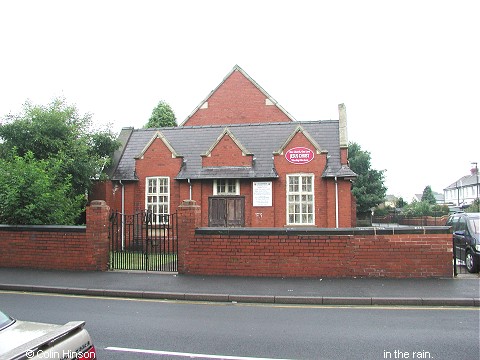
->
<box><xmin>93</xmin><ymin>65</ymin><xmax>357</xmax><ymax>228</ymax></box>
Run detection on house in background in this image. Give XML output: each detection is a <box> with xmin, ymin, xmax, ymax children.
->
<box><xmin>444</xmin><ymin>167</ymin><xmax>480</xmax><ymax>207</ymax></box>
<box><xmin>92</xmin><ymin>65</ymin><xmax>357</xmax><ymax>228</ymax></box>
<box><xmin>412</xmin><ymin>192</ymin><xmax>445</xmax><ymax>205</ymax></box>
<box><xmin>382</xmin><ymin>195</ymin><xmax>398</xmax><ymax>208</ymax></box>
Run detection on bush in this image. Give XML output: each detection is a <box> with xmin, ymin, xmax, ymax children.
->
<box><xmin>466</xmin><ymin>199</ymin><xmax>480</xmax><ymax>212</ymax></box>
<box><xmin>0</xmin><ymin>151</ymin><xmax>84</xmax><ymax>225</ymax></box>
<box><xmin>403</xmin><ymin>201</ymin><xmax>449</xmax><ymax>217</ymax></box>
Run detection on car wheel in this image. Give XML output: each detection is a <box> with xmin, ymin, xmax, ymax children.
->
<box><xmin>465</xmin><ymin>250</ymin><xmax>478</xmax><ymax>273</ymax></box>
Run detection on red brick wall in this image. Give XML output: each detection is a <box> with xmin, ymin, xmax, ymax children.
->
<box><xmin>251</xmin><ymin>182</ymin><xmax>276</xmax><ymax>227</ymax></box>
<box><xmin>184</xmin><ymin>70</ymin><xmax>292</xmax><ymax>126</ymax></box>
<box><xmin>337</xmin><ymin>180</ymin><xmax>355</xmax><ymax>227</ymax></box>
<box><xmin>0</xmin><ymin>201</ymin><xmax>110</xmax><ymax>271</ymax></box>
<box><xmin>180</xmin><ymin>227</ymin><xmax>453</xmax><ymax>278</ymax></box>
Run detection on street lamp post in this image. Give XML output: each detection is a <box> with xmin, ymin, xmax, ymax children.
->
<box><xmin>472</xmin><ymin>162</ymin><xmax>479</xmax><ymax>212</ymax></box>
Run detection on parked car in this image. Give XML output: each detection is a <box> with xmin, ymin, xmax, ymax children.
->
<box><xmin>446</xmin><ymin>212</ymin><xmax>480</xmax><ymax>273</ymax></box>
<box><xmin>0</xmin><ymin>309</ymin><xmax>96</xmax><ymax>360</ymax></box>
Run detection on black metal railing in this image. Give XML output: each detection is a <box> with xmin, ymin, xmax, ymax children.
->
<box><xmin>109</xmin><ymin>211</ymin><xmax>178</xmax><ymax>272</ymax></box>
<box><xmin>372</xmin><ymin>214</ymin><xmax>449</xmax><ymax>227</ymax></box>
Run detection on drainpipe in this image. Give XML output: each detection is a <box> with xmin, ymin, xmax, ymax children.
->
<box><xmin>335</xmin><ymin>176</ymin><xmax>339</xmax><ymax>228</ymax></box>
<box><xmin>119</xmin><ymin>180</ymin><xmax>125</xmax><ymax>251</ymax></box>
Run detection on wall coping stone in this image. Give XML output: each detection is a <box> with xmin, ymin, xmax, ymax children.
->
<box><xmin>195</xmin><ymin>226</ymin><xmax>451</xmax><ymax>236</ymax></box>
<box><xmin>0</xmin><ymin>224</ymin><xmax>86</xmax><ymax>233</ymax></box>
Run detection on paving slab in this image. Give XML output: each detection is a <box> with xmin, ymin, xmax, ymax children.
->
<box><xmin>0</xmin><ymin>268</ymin><xmax>478</xmax><ymax>307</ymax></box>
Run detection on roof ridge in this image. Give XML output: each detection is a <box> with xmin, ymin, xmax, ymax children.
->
<box><xmin>139</xmin><ymin>119</ymin><xmax>339</xmax><ymax>131</ymax></box>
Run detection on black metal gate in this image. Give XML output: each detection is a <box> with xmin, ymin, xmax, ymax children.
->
<box><xmin>109</xmin><ymin>211</ymin><xmax>178</xmax><ymax>272</ymax></box>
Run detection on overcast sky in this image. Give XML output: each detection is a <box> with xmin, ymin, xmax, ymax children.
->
<box><xmin>1</xmin><ymin>0</ymin><xmax>478</xmax><ymax>201</ymax></box>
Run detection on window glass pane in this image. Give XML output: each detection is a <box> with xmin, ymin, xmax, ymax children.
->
<box><xmin>288</xmin><ymin>203</ymin><xmax>295</xmax><ymax>213</ymax></box>
<box><xmin>287</xmin><ymin>175</ymin><xmax>314</xmax><ymax>225</ymax></box>
<box><xmin>302</xmin><ymin>176</ymin><xmax>312</xmax><ymax>192</ymax></box>
<box><xmin>216</xmin><ymin>179</ymin><xmax>238</xmax><ymax>194</ymax></box>
<box><xmin>146</xmin><ymin>177</ymin><xmax>169</xmax><ymax>219</ymax></box>
<box><xmin>148</xmin><ymin>179</ymin><xmax>156</xmax><ymax>194</ymax></box>
<box><xmin>289</xmin><ymin>176</ymin><xmax>299</xmax><ymax>192</ymax></box>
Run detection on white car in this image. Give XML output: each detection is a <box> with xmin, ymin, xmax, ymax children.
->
<box><xmin>0</xmin><ymin>310</ymin><xmax>96</xmax><ymax>360</ymax></box>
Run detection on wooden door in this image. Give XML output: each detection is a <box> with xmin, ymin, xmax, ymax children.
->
<box><xmin>208</xmin><ymin>196</ymin><xmax>245</xmax><ymax>227</ymax></box>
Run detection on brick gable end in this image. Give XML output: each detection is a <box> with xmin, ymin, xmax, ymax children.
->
<box><xmin>184</xmin><ymin>70</ymin><xmax>292</xmax><ymax>126</ymax></box>
<box><xmin>202</xmin><ymin>134</ymin><xmax>252</xmax><ymax>167</ymax></box>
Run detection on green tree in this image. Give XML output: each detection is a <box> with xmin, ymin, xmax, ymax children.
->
<box><xmin>421</xmin><ymin>185</ymin><xmax>437</xmax><ymax>205</ymax></box>
<box><xmin>0</xmin><ymin>151</ymin><xmax>84</xmax><ymax>225</ymax></box>
<box><xmin>396</xmin><ymin>197</ymin><xmax>407</xmax><ymax>208</ymax></box>
<box><xmin>0</xmin><ymin>98</ymin><xmax>119</xmax><ymax>224</ymax></box>
<box><xmin>348</xmin><ymin>142</ymin><xmax>387</xmax><ymax>216</ymax></box>
<box><xmin>144</xmin><ymin>100</ymin><xmax>177</xmax><ymax>128</ymax></box>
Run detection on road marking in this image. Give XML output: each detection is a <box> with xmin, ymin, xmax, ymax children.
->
<box><xmin>106</xmin><ymin>346</ymin><xmax>293</xmax><ymax>359</ymax></box>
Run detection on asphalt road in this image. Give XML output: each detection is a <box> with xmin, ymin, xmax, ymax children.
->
<box><xmin>0</xmin><ymin>291</ymin><xmax>479</xmax><ymax>360</ymax></box>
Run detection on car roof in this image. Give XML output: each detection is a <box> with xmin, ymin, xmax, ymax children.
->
<box><xmin>451</xmin><ymin>212</ymin><xmax>480</xmax><ymax>218</ymax></box>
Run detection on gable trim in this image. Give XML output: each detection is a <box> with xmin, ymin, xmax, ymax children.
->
<box><xmin>273</xmin><ymin>125</ymin><xmax>327</xmax><ymax>155</ymax></box>
<box><xmin>201</xmin><ymin>128</ymin><xmax>253</xmax><ymax>157</ymax></box>
<box><xmin>135</xmin><ymin>131</ymin><xmax>182</xmax><ymax>159</ymax></box>
<box><xmin>180</xmin><ymin>65</ymin><xmax>296</xmax><ymax>126</ymax></box>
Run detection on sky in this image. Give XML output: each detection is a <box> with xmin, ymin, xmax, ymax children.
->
<box><xmin>1</xmin><ymin>0</ymin><xmax>479</xmax><ymax>201</ymax></box>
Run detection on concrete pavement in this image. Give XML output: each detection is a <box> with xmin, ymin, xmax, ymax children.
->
<box><xmin>0</xmin><ymin>268</ymin><xmax>478</xmax><ymax>307</ymax></box>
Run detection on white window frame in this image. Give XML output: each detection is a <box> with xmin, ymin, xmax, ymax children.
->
<box><xmin>145</xmin><ymin>176</ymin><xmax>170</xmax><ymax>223</ymax></box>
<box><xmin>286</xmin><ymin>174</ymin><xmax>315</xmax><ymax>225</ymax></box>
<box><xmin>213</xmin><ymin>179</ymin><xmax>240</xmax><ymax>195</ymax></box>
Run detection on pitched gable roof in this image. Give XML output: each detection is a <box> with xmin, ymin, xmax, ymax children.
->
<box><xmin>274</xmin><ymin>125</ymin><xmax>326</xmax><ymax>155</ymax></box>
<box><xmin>136</xmin><ymin>130</ymin><xmax>182</xmax><ymax>159</ymax></box>
<box><xmin>202</xmin><ymin>128</ymin><xmax>253</xmax><ymax>157</ymax></box>
<box><xmin>111</xmin><ymin>121</ymin><xmax>356</xmax><ymax>181</ymax></box>
<box><xmin>180</xmin><ymin>65</ymin><xmax>295</xmax><ymax>126</ymax></box>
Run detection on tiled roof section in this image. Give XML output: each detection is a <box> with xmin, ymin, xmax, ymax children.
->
<box><xmin>328</xmin><ymin>164</ymin><xmax>358</xmax><ymax>179</ymax></box>
<box><xmin>444</xmin><ymin>173</ymin><xmax>479</xmax><ymax>190</ymax></box>
<box><xmin>105</xmin><ymin>127</ymin><xmax>134</xmax><ymax>179</ymax></box>
<box><xmin>111</xmin><ymin>121</ymin><xmax>355</xmax><ymax>181</ymax></box>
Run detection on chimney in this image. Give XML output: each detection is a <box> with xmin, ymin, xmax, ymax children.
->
<box><xmin>338</xmin><ymin>103</ymin><xmax>348</xmax><ymax>148</ymax></box>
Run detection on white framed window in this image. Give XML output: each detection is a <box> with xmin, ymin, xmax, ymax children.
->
<box><xmin>287</xmin><ymin>174</ymin><xmax>315</xmax><ymax>225</ymax></box>
<box><xmin>213</xmin><ymin>179</ymin><xmax>240</xmax><ymax>195</ymax></box>
<box><xmin>146</xmin><ymin>177</ymin><xmax>170</xmax><ymax>222</ymax></box>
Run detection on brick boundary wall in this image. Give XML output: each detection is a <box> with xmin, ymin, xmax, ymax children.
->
<box><xmin>0</xmin><ymin>200</ymin><xmax>110</xmax><ymax>271</ymax></box>
<box><xmin>177</xmin><ymin>201</ymin><xmax>453</xmax><ymax>278</ymax></box>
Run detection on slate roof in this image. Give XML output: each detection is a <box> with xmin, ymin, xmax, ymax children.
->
<box><xmin>444</xmin><ymin>173</ymin><xmax>479</xmax><ymax>190</ymax></box>
<box><xmin>108</xmin><ymin>121</ymin><xmax>357</xmax><ymax>181</ymax></box>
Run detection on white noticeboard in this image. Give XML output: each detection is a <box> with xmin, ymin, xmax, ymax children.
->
<box><xmin>253</xmin><ymin>181</ymin><xmax>272</xmax><ymax>207</ymax></box>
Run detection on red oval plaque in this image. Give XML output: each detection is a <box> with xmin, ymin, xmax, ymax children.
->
<box><xmin>285</xmin><ymin>147</ymin><xmax>315</xmax><ymax>164</ymax></box>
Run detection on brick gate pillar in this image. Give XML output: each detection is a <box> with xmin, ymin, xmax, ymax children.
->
<box><xmin>177</xmin><ymin>200</ymin><xmax>201</xmax><ymax>274</ymax></box>
<box><xmin>86</xmin><ymin>200</ymin><xmax>110</xmax><ymax>271</ymax></box>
